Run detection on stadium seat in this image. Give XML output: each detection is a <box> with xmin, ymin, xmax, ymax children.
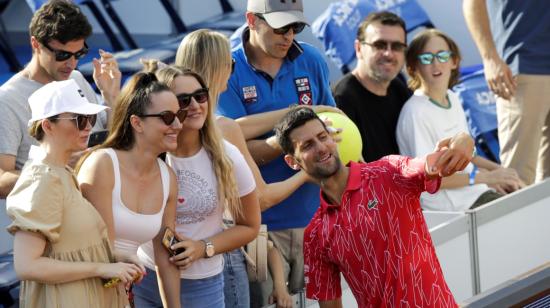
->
<box><xmin>182</xmin><ymin>0</ymin><xmax>245</xmax><ymax>32</ymax></box>
<box><xmin>0</xmin><ymin>251</ymin><xmax>18</xmax><ymax>308</ymax></box>
<box><xmin>453</xmin><ymin>68</ymin><xmax>500</xmax><ymax>163</ymax></box>
<box><xmin>311</xmin><ymin>0</ymin><xmax>433</xmax><ymax>74</ymax></box>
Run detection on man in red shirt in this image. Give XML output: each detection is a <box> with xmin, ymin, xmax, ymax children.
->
<box><xmin>275</xmin><ymin>107</ymin><xmax>472</xmax><ymax>307</ymax></box>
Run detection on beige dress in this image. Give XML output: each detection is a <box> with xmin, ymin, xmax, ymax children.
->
<box><xmin>6</xmin><ymin>160</ymin><xmax>127</xmax><ymax>308</ymax></box>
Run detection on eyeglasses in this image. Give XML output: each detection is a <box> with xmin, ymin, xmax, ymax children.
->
<box><xmin>361</xmin><ymin>40</ymin><xmax>407</xmax><ymax>52</ymax></box>
<box><xmin>54</xmin><ymin>114</ymin><xmax>97</xmax><ymax>130</ymax></box>
<box><xmin>176</xmin><ymin>88</ymin><xmax>209</xmax><ymax>110</ymax></box>
<box><xmin>417</xmin><ymin>51</ymin><xmax>453</xmax><ymax>65</ymax></box>
<box><xmin>231</xmin><ymin>58</ymin><xmax>236</xmax><ymax>74</ymax></box>
<box><xmin>255</xmin><ymin>14</ymin><xmax>306</xmax><ymax>35</ymax></box>
<box><xmin>41</xmin><ymin>41</ymin><xmax>89</xmax><ymax>62</ymax></box>
<box><xmin>139</xmin><ymin>109</ymin><xmax>187</xmax><ymax>126</ymax></box>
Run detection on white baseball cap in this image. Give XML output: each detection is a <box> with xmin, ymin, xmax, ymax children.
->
<box><xmin>247</xmin><ymin>0</ymin><xmax>308</xmax><ymax>29</ymax></box>
<box><xmin>28</xmin><ymin>79</ymin><xmax>108</xmax><ymax>126</ymax></box>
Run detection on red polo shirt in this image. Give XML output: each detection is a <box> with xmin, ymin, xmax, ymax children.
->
<box><xmin>304</xmin><ymin>156</ymin><xmax>457</xmax><ymax>307</ymax></box>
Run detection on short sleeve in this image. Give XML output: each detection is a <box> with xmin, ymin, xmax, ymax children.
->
<box><xmin>0</xmin><ymin>97</ymin><xmax>22</xmax><ymax>156</ymax></box>
<box><xmin>6</xmin><ymin>164</ymin><xmax>64</xmax><ymax>242</ymax></box>
<box><xmin>224</xmin><ymin>140</ymin><xmax>256</xmax><ymax>196</ymax></box>
<box><xmin>304</xmin><ymin>225</ymin><xmax>341</xmax><ymax>301</ymax></box>
<box><xmin>396</xmin><ymin>99</ymin><xmax>438</xmax><ymax>158</ymax></box>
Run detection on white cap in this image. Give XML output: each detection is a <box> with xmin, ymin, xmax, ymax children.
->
<box><xmin>28</xmin><ymin>79</ymin><xmax>108</xmax><ymax>126</ymax></box>
<box><xmin>247</xmin><ymin>0</ymin><xmax>308</xmax><ymax>29</ymax></box>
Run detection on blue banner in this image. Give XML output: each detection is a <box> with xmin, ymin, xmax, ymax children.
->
<box><xmin>311</xmin><ymin>0</ymin><xmax>432</xmax><ymax>70</ymax></box>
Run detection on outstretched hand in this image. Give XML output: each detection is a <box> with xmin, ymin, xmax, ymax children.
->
<box><xmin>92</xmin><ymin>49</ymin><xmax>121</xmax><ymax>106</ymax></box>
<box><xmin>431</xmin><ymin>132</ymin><xmax>475</xmax><ymax>177</ymax></box>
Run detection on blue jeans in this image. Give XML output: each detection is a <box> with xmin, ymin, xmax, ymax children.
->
<box><xmin>133</xmin><ymin>267</ymin><xmax>225</xmax><ymax>308</ymax></box>
<box><xmin>223</xmin><ymin>249</ymin><xmax>250</xmax><ymax>308</ymax></box>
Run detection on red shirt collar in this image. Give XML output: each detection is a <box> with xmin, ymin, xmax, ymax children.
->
<box><xmin>319</xmin><ymin>161</ymin><xmax>363</xmax><ymax>210</ymax></box>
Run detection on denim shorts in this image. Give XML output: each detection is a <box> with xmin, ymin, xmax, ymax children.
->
<box><xmin>133</xmin><ymin>267</ymin><xmax>225</xmax><ymax>308</ymax></box>
<box><xmin>223</xmin><ymin>249</ymin><xmax>250</xmax><ymax>308</ymax></box>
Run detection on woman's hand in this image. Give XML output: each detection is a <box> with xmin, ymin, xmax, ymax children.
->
<box><xmin>113</xmin><ymin>250</ymin><xmax>146</xmax><ymax>283</ymax></box>
<box><xmin>169</xmin><ymin>236</ymin><xmax>206</xmax><ymax>270</ymax></box>
<box><xmin>269</xmin><ymin>285</ymin><xmax>293</xmax><ymax>308</ymax></box>
<box><xmin>97</xmin><ymin>262</ymin><xmax>143</xmax><ymax>285</ymax></box>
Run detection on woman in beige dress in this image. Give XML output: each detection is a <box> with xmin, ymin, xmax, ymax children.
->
<box><xmin>6</xmin><ymin>79</ymin><xmax>142</xmax><ymax>308</ymax></box>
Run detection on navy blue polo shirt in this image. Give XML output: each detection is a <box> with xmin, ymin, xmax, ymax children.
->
<box><xmin>218</xmin><ymin>28</ymin><xmax>336</xmax><ymax>231</ymax></box>
<box><xmin>487</xmin><ymin>0</ymin><xmax>550</xmax><ymax>75</ymax></box>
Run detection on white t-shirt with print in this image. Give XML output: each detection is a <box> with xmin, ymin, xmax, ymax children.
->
<box><xmin>138</xmin><ymin>140</ymin><xmax>255</xmax><ymax>279</ymax></box>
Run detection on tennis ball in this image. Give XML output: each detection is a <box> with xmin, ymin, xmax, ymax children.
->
<box><xmin>317</xmin><ymin>112</ymin><xmax>362</xmax><ymax>165</ymax></box>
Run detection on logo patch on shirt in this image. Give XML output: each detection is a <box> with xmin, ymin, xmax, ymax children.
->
<box><xmin>294</xmin><ymin>77</ymin><xmax>312</xmax><ymax>105</ymax></box>
<box><xmin>242</xmin><ymin>85</ymin><xmax>258</xmax><ymax>104</ymax></box>
<box><xmin>367</xmin><ymin>198</ymin><xmax>378</xmax><ymax>209</ymax></box>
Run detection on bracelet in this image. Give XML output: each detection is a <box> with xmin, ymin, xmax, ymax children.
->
<box><xmin>472</xmin><ymin>146</ymin><xmax>477</xmax><ymax>158</ymax></box>
<box><xmin>469</xmin><ymin>165</ymin><xmax>478</xmax><ymax>186</ymax></box>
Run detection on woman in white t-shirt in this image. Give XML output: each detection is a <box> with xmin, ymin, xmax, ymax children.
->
<box><xmin>76</xmin><ymin>73</ymin><xmax>183</xmax><ymax>307</ymax></box>
<box><xmin>396</xmin><ymin>29</ymin><xmax>524</xmax><ymax>211</ymax></box>
<box><xmin>133</xmin><ymin>68</ymin><xmax>261</xmax><ymax>308</ymax></box>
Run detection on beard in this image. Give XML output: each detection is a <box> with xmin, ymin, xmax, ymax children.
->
<box><xmin>308</xmin><ymin>154</ymin><xmax>342</xmax><ymax>180</ymax></box>
<box><xmin>370</xmin><ymin>58</ymin><xmax>401</xmax><ymax>83</ymax></box>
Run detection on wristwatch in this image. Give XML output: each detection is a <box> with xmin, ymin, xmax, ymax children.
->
<box><xmin>201</xmin><ymin>239</ymin><xmax>215</xmax><ymax>258</ymax></box>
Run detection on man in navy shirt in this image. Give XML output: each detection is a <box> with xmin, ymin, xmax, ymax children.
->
<box><xmin>217</xmin><ymin>0</ymin><xmax>336</xmax><ymax>305</ymax></box>
<box><xmin>464</xmin><ymin>0</ymin><xmax>550</xmax><ymax>184</ymax></box>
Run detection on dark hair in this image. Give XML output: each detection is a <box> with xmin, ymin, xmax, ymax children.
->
<box><xmin>406</xmin><ymin>29</ymin><xmax>462</xmax><ymax>90</ymax></box>
<box><xmin>29</xmin><ymin>0</ymin><xmax>92</xmax><ymax>45</ymax></box>
<box><xmin>356</xmin><ymin>11</ymin><xmax>406</xmax><ymax>43</ymax></box>
<box><xmin>275</xmin><ymin>107</ymin><xmax>327</xmax><ymax>155</ymax></box>
<box><xmin>75</xmin><ymin>72</ymin><xmax>171</xmax><ymax>173</ymax></box>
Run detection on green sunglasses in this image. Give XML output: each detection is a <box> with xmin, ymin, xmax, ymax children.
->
<box><xmin>418</xmin><ymin>51</ymin><xmax>453</xmax><ymax>65</ymax></box>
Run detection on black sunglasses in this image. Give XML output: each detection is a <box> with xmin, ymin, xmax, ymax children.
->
<box><xmin>176</xmin><ymin>88</ymin><xmax>209</xmax><ymax>110</ymax></box>
<box><xmin>139</xmin><ymin>109</ymin><xmax>187</xmax><ymax>126</ymax></box>
<box><xmin>361</xmin><ymin>40</ymin><xmax>407</xmax><ymax>52</ymax></box>
<box><xmin>42</xmin><ymin>41</ymin><xmax>89</xmax><ymax>62</ymax></box>
<box><xmin>54</xmin><ymin>114</ymin><xmax>97</xmax><ymax>130</ymax></box>
<box><xmin>255</xmin><ymin>14</ymin><xmax>306</xmax><ymax>35</ymax></box>
<box><xmin>231</xmin><ymin>58</ymin><xmax>236</xmax><ymax>74</ymax></box>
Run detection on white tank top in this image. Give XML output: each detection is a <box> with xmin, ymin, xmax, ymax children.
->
<box><xmin>102</xmin><ymin>148</ymin><xmax>170</xmax><ymax>255</ymax></box>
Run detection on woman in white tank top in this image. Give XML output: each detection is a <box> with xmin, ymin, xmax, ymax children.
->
<box><xmin>131</xmin><ymin>67</ymin><xmax>261</xmax><ymax>308</ymax></box>
<box><xmin>76</xmin><ymin>73</ymin><xmax>183</xmax><ymax>307</ymax></box>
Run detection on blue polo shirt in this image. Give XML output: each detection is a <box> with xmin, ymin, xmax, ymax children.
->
<box><xmin>487</xmin><ymin>0</ymin><xmax>550</xmax><ymax>75</ymax></box>
<box><xmin>218</xmin><ymin>28</ymin><xmax>336</xmax><ymax>231</ymax></box>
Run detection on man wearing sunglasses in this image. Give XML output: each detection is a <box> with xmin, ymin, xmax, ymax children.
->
<box><xmin>333</xmin><ymin>11</ymin><xmax>413</xmax><ymax>163</ymax></box>
<box><xmin>0</xmin><ymin>0</ymin><xmax>120</xmax><ymax>198</ymax></box>
<box><xmin>217</xmin><ymin>0</ymin><xmax>336</xmax><ymax>306</ymax></box>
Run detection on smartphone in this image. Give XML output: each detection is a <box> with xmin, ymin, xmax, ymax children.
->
<box><xmin>88</xmin><ymin>130</ymin><xmax>108</xmax><ymax>147</ymax></box>
<box><xmin>162</xmin><ymin>227</ymin><xmax>185</xmax><ymax>256</ymax></box>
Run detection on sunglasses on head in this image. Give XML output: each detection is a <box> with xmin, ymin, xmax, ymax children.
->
<box><xmin>42</xmin><ymin>41</ymin><xmax>89</xmax><ymax>62</ymax></box>
<box><xmin>361</xmin><ymin>40</ymin><xmax>407</xmax><ymax>52</ymax></box>
<box><xmin>418</xmin><ymin>51</ymin><xmax>453</xmax><ymax>65</ymax></box>
<box><xmin>139</xmin><ymin>109</ymin><xmax>187</xmax><ymax>126</ymax></box>
<box><xmin>176</xmin><ymin>88</ymin><xmax>209</xmax><ymax>110</ymax></box>
<box><xmin>255</xmin><ymin>14</ymin><xmax>306</xmax><ymax>35</ymax></box>
<box><xmin>54</xmin><ymin>114</ymin><xmax>97</xmax><ymax>130</ymax></box>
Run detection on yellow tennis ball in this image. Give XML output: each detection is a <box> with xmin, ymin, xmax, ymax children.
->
<box><xmin>317</xmin><ymin>112</ymin><xmax>362</xmax><ymax>165</ymax></box>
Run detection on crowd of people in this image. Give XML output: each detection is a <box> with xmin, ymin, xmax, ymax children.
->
<box><xmin>1</xmin><ymin>0</ymin><xmax>546</xmax><ymax>307</ymax></box>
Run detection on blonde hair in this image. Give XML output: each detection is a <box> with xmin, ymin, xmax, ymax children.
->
<box><xmin>154</xmin><ymin>65</ymin><xmax>243</xmax><ymax>220</ymax></box>
<box><xmin>28</xmin><ymin>120</ymin><xmax>46</xmax><ymax>141</ymax></box>
<box><xmin>175</xmin><ymin>29</ymin><xmax>232</xmax><ymax>108</ymax></box>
